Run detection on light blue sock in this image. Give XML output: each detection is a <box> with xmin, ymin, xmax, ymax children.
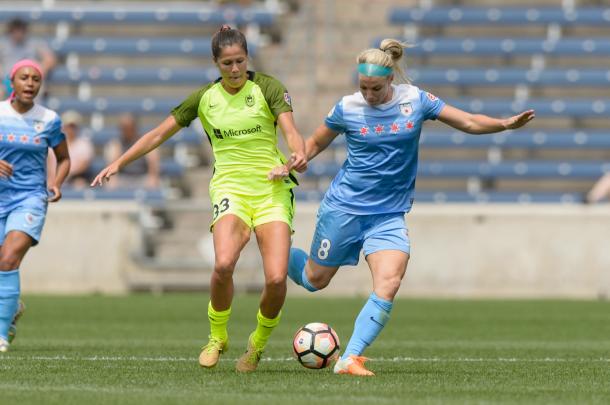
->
<box><xmin>288</xmin><ymin>247</ymin><xmax>318</xmax><ymax>292</ymax></box>
<box><xmin>342</xmin><ymin>292</ymin><xmax>393</xmax><ymax>359</ymax></box>
<box><xmin>0</xmin><ymin>269</ymin><xmax>20</xmax><ymax>341</ymax></box>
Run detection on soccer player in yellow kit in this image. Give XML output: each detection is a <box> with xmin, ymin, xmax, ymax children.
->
<box><xmin>91</xmin><ymin>25</ymin><xmax>307</xmax><ymax>372</ymax></box>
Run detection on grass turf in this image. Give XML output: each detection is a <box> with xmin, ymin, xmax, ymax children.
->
<box><xmin>1</xmin><ymin>294</ymin><xmax>609</xmax><ymax>404</ymax></box>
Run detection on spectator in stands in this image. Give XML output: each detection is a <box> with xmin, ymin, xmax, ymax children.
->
<box><xmin>104</xmin><ymin>113</ymin><xmax>160</xmax><ymax>189</ymax></box>
<box><xmin>0</xmin><ymin>59</ymin><xmax>70</xmax><ymax>352</ymax></box>
<box><xmin>91</xmin><ymin>25</ymin><xmax>306</xmax><ymax>372</ymax></box>
<box><xmin>48</xmin><ymin>110</ymin><xmax>94</xmax><ymax>189</ymax></box>
<box><xmin>0</xmin><ymin>18</ymin><xmax>57</xmax><ymax>99</ymax></box>
<box><xmin>585</xmin><ymin>173</ymin><xmax>610</xmax><ymax>204</ymax></box>
<box><xmin>286</xmin><ymin>38</ymin><xmax>535</xmax><ymax>376</ymax></box>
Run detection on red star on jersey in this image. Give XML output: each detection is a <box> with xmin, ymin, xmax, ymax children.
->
<box><xmin>20</xmin><ymin>135</ymin><xmax>29</xmax><ymax>143</ymax></box>
<box><xmin>374</xmin><ymin>124</ymin><xmax>384</xmax><ymax>134</ymax></box>
<box><xmin>405</xmin><ymin>121</ymin><xmax>414</xmax><ymax>130</ymax></box>
<box><xmin>360</xmin><ymin>126</ymin><xmax>369</xmax><ymax>136</ymax></box>
<box><xmin>7</xmin><ymin>133</ymin><xmax>15</xmax><ymax>142</ymax></box>
<box><xmin>33</xmin><ymin>137</ymin><xmax>41</xmax><ymax>145</ymax></box>
<box><xmin>390</xmin><ymin>122</ymin><xmax>399</xmax><ymax>134</ymax></box>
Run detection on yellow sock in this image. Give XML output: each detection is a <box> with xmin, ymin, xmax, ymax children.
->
<box><xmin>251</xmin><ymin>309</ymin><xmax>281</xmax><ymax>350</ymax></box>
<box><xmin>208</xmin><ymin>301</ymin><xmax>231</xmax><ymax>343</ymax></box>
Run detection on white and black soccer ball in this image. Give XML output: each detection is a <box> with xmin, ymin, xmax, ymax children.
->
<box><xmin>292</xmin><ymin>322</ymin><xmax>340</xmax><ymax>369</ymax></box>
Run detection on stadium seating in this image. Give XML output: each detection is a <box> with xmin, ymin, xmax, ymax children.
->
<box><xmin>62</xmin><ymin>187</ymin><xmax>166</xmax><ymax>201</ymax></box>
<box><xmin>87</xmin><ymin>127</ymin><xmax>201</xmax><ymax>146</ymax></box>
<box><xmin>388</xmin><ymin>7</ymin><xmax>610</xmax><ymax>26</ymax></box>
<box><xmin>404</xmin><ymin>68</ymin><xmax>610</xmax><ymax>87</ymax></box>
<box><xmin>375</xmin><ymin>37</ymin><xmax>610</xmax><ymax>56</ymax></box>
<box><xmin>51</xmin><ymin>66</ymin><xmax>218</xmax><ymax>85</ymax></box>
<box><xmin>330</xmin><ymin>130</ymin><xmax>610</xmax><ymax>149</ymax></box>
<box><xmin>0</xmin><ymin>6</ymin><xmax>277</xmax><ymax>26</ymax></box>
<box><xmin>48</xmin><ymin>37</ymin><xmax>259</xmax><ymax>57</ymax></box>
<box><xmin>294</xmin><ymin>189</ymin><xmax>584</xmax><ymax>204</ymax></box>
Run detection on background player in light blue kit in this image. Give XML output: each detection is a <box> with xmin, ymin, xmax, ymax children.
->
<box><xmin>287</xmin><ymin>39</ymin><xmax>535</xmax><ymax>375</ymax></box>
<box><xmin>0</xmin><ymin>59</ymin><xmax>70</xmax><ymax>352</ymax></box>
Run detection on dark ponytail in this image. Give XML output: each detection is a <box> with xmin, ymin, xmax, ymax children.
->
<box><xmin>211</xmin><ymin>25</ymin><xmax>248</xmax><ymax>60</ymax></box>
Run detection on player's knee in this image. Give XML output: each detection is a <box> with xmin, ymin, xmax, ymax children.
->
<box><xmin>264</xmin><ymin>273</ymin><xmax>287</xmax><ymax>290</ymax></box>
<box><xmin>307</xmin><ymin>272</ymin><xmax>331</xmax><ymax>290</ymax></box>
<box><xmin>213</xmin><ymin>256</ymin><xmax>237</xmax><ymax>279</ymax></box>
<box><xmin>0</xmin><ymin>252</ymin><xmax>21</xmax><ymax>271</ymax></box>
<box><xmin>381</xmin><ymin>276</ymin><xmax>403</xmax><ymax>297</ymax></box>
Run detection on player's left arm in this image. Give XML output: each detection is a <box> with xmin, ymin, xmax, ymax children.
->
<box><xmin>437</xmin><ymin>104</ymin><xmax>535</xmax><ymax>135</ymax></box>
<box><xmin>277</xmin><ymin>111</ymin><xmax>307</xmax><ymax>173</ymax></box>
<box><xmin>48</xmin><ymin>139</ymin><xmax>70</xmax><ymax>202</ymax></box>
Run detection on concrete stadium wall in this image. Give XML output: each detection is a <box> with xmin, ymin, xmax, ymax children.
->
<box><xmin>21</xmin><ymin>202</ymin><xmax>610</xmax><ymax>299</ymax></box>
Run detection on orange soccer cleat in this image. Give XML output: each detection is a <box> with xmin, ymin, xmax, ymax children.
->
<box><xmin>333</xmin><ymin>355</ymin><xmax>375</xmax><ymax>376</ymax></box>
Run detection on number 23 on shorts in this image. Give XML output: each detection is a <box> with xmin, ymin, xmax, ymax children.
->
<box><xmin>213</xmin><ymin>197</ymin><xmax>230</xmax><ymax>219</ymax></box>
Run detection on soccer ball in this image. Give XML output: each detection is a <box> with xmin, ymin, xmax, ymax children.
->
<box><xmin>292</xmin><ymin>322</ymin><xmax>340</xmax><ymax>369</ymax></box>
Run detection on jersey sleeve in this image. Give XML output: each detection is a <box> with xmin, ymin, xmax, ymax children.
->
<box><xmin>419</xmin><ymin>90</ymin><xmax>446</xmax><ymax>121</ymax></box>
<box><xmin>48</xmin><ymin>115</ymin><xmax>65</xmax><ymax>148</ymax></box>
<box><xmin>255</xmin><ymin>73</ymin><xmax>293</xmax><ymax>118</ymax></box>
<box><xmin>171</xmin><ymin>84</ymin><xmax>213</xmax><ymax>127</ymax></box>
<box><xmin>324</xmin><ymin>99</ymin><xmax>346</xmax><ymax>133</ymax></box>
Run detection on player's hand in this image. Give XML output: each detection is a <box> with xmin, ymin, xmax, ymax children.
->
<box><xmin>47</xmin><ymin>185</ymin><xmax>62</xmax><ymax>202</ymax></box>
<box><xmin>286</xmin><ymin>152</ymin><xmax>307</xmax><ymax>173</ymax></box>
<box><xmin>91</xmin><ymin>162</ymin><xmax>120</xmax><ymax>187</ymax></box>
<box><xmin>0</xmin><ymin>160</ymin><xmax>13</xmax><ymax>178</ymax></box>
<box><xmin>267</xmin><ymin>164</ymin><xmax>289</xmax><ymax>181</ymax></box>
<box><xmin>504</xmin><ymin>109</ymin><xmax>535</xmax><ymax>130</ymax></box>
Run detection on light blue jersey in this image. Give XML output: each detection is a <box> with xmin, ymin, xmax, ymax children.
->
<box><xmin>323</xmin><ymin>84</ymin><xmax>445</xmax><ymax>215</ymax></box>
<box><xmin>0</xmin><ymin>100</ymin><xmax>64</xmax><ymax>216</ymax></box>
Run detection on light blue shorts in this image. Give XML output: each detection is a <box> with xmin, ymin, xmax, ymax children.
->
<box><xmin>309</xmin><ymin>201</ymin><xmax>410</xmax><ymax>267</ymax></box>
<box><xmin>0</xmin><ymin>196</ymin><xmax>48</xmax><ymax>246</ymax></box>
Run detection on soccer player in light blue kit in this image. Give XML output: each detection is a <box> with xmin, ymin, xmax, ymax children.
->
<box><xmin>0</xmin><ymin>59</ymin><xmax>70</xmax><ymax>352</ymax></box>
<box><xmin>287</xmin><ymin>39</ymin><xmax>535</xmax><ymax>375</ymax></box>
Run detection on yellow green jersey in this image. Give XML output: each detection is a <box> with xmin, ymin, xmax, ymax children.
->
<box><xmin>171</xmin><ymin>71</ymin><xmax>297</xmax><ymax>196</ymax></box>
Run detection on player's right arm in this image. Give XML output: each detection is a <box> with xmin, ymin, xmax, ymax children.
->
<box><xmin>305</xmin><ymin>124</ymin><xmax>340</xmax><ymax>161</ymax></box>
<box><xmin>90</xmin><ymin>115</ymin><xmax>180</xmax><ymax>187</ymax></box>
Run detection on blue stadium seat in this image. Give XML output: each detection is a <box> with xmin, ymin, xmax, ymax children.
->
<box><xmin>0</xmin><ymin>6</ymin><xmax>277</xmax><ymax>25</ymax></box>
<box><xmin>388</xmin><ymin>7</ymin><xmax>610</xmax><ymax>26</ymax></box>
<box><xmin>293</xmin><ymin>189</ymin><xmax>584</xmax><ymax>204</ymax></box>
<box><xmin>374</xmin><ymin>37</ymin><xmax>610</xmax><ymax>56</ymax></box>
<box><xmin>90</xmin><ymin>158</ymin><xmax>184</xmax><ymax>178</ymax></box>
<box><xmin>51</xmin><ymin>66</ymin><xmax>219</xmax><ymax>85</ymax></box>
<box><xmin>62</xmin><ymin>187</ymin><xmax>166</xmax><ymax>201</ymax></box>
<box><xmin>404</xmin><ymin>68</ymin><xmax>610</xmax><ymax>86</ymax></box>
<box><xmin>329</xmin><ymin>130</ymin><xmax>610</xmax><ymax>149</ymax></box>
<box><xmin>307</xmin><ymin>160</ymin><xmax>610</xmax><ymax>179</ymax></box>
<box><xmin>48</xmin><ymin>37</ymin><xmax>247</xmax><ymax>57</ymax></box>
<box><xmin>88</xmin><ymin>127</ymin><xmax>201</xmax><ymax>146</ymax></box>
<box><xmin>45</xmin><ymin>96</ymin><xmax>610</xmax><ymax>116</ymax></box>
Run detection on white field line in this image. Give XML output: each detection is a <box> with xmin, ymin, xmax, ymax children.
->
<box><xmin>2</xmin><ymin>355</ymin><xmax>610</xmax><ymax>363</ymax></box>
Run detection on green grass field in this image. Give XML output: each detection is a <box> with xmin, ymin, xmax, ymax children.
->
<box><xmin>2</xmin><ymin>294</ymin><xmax>609</xmax><ymax>404</ymax></box>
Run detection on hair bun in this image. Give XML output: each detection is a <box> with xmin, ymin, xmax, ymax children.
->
<box><xmin>219</xmin><ymin>24</ymin><xmax>232</xmax><ymax>32</ymax></box>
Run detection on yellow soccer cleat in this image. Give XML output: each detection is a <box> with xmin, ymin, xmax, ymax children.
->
<box><xmin>198</xmin><ymin>336</ymin><xmax>227</xmax><ymax>368</ymax></box>
<box><xmin>235</xmin><ymin>333</ymin><xmax>264</xmax><ymax>373</ymax></box>
<box><xmin>8</xmin><ymin>300</ymin><xmax>25</xmax><ymax>344</ymax></box>
<box><xmin>333</xmin><ymin>355</ymin><xmax>375</xmax><ymax>376</ymax></box>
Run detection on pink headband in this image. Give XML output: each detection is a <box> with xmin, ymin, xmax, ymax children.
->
<box><xmin>8</xmin><ymin>59</ymin><xmax>43</xmax><ymax>101</ymax></box>
<box><xmin>10</xmin><ymin>59</ymin><xmax>43</xmax><ymax>80</ymax></box>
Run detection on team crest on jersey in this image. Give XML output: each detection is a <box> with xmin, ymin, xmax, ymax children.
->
<box><xmin>24</xmin><ymin>213</ymin><xmax>34</xmax><ymax>226</ymax></box>
<box><xmin>426</xmin><ymin>92</ymin><xmax>438</xmax><ymax>102</ymax></box>
<box><xmin>34</xmin><ymin>120</ymin><xmax>44</xmax><ymax>133</ymax></box>
<box><xmin>283</xmin><ymin>91</ymin><xmax>292</xmax><ymax>106</ymax></box>
<box><xmin>399</xmin><ymin>102</ymin><xmax>413</xmax><ymax>116</ymax></box>
<box><xmin>245</xmin><ymin>94</ymin><xmax>255</xmax><ymax>107</ymax></box>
